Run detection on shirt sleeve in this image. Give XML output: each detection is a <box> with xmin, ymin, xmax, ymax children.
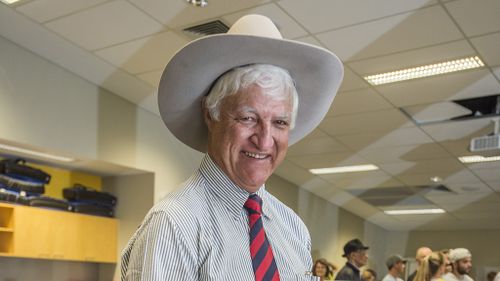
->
<box><xmin>122</xmin><ymin>211</ymin><xmax>198</xmax><ymax>281</ymax></box>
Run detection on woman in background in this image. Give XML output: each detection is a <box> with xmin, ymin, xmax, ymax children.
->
<box><xmin>313</xmin><ymin>258</ymin><xmax>337</xmax><ymax>281</ymax></box>
<box><xmin>362</xmin><ymin>268</ymin><xmax>378</xmax><ymax>281</ymax></box>
<box><xmin>414</xmin><ymin>251</ymin><xmax>445</xmax><ymax>281</ymax></box>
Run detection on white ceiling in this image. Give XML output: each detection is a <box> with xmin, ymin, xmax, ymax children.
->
<box><xmin>1</xmin><ymin>0</ymin><xmax>500</xmax><ymax>231</ymax></box>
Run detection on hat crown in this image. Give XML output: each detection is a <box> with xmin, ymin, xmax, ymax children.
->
<box><xmin>227</xmin><ymin>14</ymin><xmax>283</xmax><ymax>39</ymax></box>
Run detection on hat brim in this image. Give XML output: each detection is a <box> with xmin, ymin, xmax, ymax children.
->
<box><xmin>342</xmin><ymin>246</ymin><xmax>370</xmax><ymax>257</ymax></box>
<box><xmin>158</xmin><ymin>34</ymin><xmax>343</xmax><ymax>152</ymax></box>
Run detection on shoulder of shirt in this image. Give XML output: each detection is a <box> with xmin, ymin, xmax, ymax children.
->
<box><xmin>143</xmin><ymin>171</ymin><xmax>209</xmax><ymax>226</ymax></box>
<box><xmin>264</xmin><ymin>190</ymin><xmax>310</xmax><ymax>238</ymax></box>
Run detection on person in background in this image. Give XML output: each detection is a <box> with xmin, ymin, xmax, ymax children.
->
<box><xmin>335</xmin><ymin>239</ymin><xmax>370</xmax><ymax>281</ymax></box>
<box><xmin>382</xmin><ymin>255</ymin><xmax>407</xmax><ymax>281</ymax></box>
<box><xmin>440</xmin><ymin>249</ymin><xmax>452</xmax><ymax>274</ymax></box>
<box><xmin>362</xmin><ymin>269</ymin><xmax>378</xmax><ymax>281</ymax></box>
<box><xmin>408</xmin><ymin>247</ymin><xmax>433</xmax><ymax>281</ymax></box>
<box><xmin>313</xmin><ymin>258</ymin><xmax>336</xmax><ymax>281</ymax></box>
<box><xmin>414</xmin><ymin>251</ymin><xmax>445</xmax><ymax>281</ymax></box>
<box><xmin>120</xmin><ymin>14</ymin><xmax>344</xmax><ymax>281</ymax></box>
<box><xmin>487</xmin><ymin>271</ymin><xmax>498</xmax><ymax>281</ymax></box>
<box><xmin>442</xmin><ymin>248</ymin><xmax>474</xmax><ymax>281</ymax></box>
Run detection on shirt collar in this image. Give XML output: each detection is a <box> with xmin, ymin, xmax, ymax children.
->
<box><xmin>199</xmin><ymin>154</ymin><xmax>272</xmax><ymax>220</ymax></box>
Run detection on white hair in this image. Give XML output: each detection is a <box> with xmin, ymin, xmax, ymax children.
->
<box><xmin>204</xmin><ymin>64</ymin><xmax>299</xmax><ymax>129</ymax></box>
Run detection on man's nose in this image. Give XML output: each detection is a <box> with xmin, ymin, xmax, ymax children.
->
<box><xmin>253</xmin><ymin>121</ymin><xmax>273</xmax><ymax>149</ymax></box>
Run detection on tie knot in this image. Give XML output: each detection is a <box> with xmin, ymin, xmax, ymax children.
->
<box><xmin>244</xmin><ymin>194</ymin><xmax>262</xmax><ymax>215</ymax></box>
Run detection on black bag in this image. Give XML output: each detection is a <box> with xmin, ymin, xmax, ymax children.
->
<box><xmin>0</xmin><ymin>174</ymin><xmax>45</xmax><ymax>195</ymax></box>
<box><xmin>23</xmin><ymin>195</ymin><xmax>71</xmax><ymax>211</ymax></box>
<box><xmin>63</xmin><ymin>184</ymin><xmax>117</xmax><ymax>207</ymax></box>
<box><xmin>70</xmin><ymin>201</ymin><xmax>114</xmax><ymax>217</ymax></box>
<box><xmin>0</xmin><ymin>158</ymin><xmax>51</xmax><ymax>184</ymax></box>
<box><xmin>0</xmin><ymin>187</ymin><xmax>19</xmax><ymax>203</ymax></box>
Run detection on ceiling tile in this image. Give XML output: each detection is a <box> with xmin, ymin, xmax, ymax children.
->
<box><xmin>16</xmin><ymin>0</ymin><xmax>108</xmax><ymax>23</ymax></box>
<box><xmin>402</xmin><ymin>101</ymin><xmax>472</xmax><ymax>124</ymax></box>
<box><xmin>45</xmin><ymin>0</ymin><xmax>164</xmax><ymax>50</ymax></box>
<box><xmin>421</xmin><ymin>118</ymin><xmax>493</xmax><ymax>142</ymax></box>
<box><xmin>320</xmin><ymin>109</ymin><xmax>413</xmax><ymax>136</ymax></box>
<box><xmin>465</xmin><ymin>160</ymin><xmax>500</xmax><ymax>171</ymax></box>
<box><xmin>486</xmin><ymin>181</ymin><xmax>500</xmax><ymax>191</ymax></box>
<box><xmin>334</xmin><ymin>176</ymin><xmax>405</xmax><ymax>190</ymax></box>
<box><xmin>95</xmin><ymin>31</ymin><xmax>188</xmax><ymax>74</ymax></box>
<box><xmin>273</xmin><ymin>160</ymin><xmax>317</xmax><ymax>186</ymax></box>
<box><xmin>278</xmin><ymin>0</ymin><xmax>436</xmax><ymax>33</ymax></box>
<box><xmin>358</xmin><ymin>143</ymin><xmax>453</xmax><ymax>164</ymax></box>
<box><xmin>305</xmin><ymin>128</ymin><xmax>329</xmax><ymax>138</ymax></box>
<box><xmin>338</xmin><ymin>67</ymin><xmax>370</xmax><ymax>92</ymax></box>
<box><xmin>137</xmin><ymin>70</ymin><xmax>163</xmax><ymax>87</ymax></box>
<box><xmin>494</xmin><ymin>66</ymin><xmax>500</xmax><ymax>81</ymax></box>
<box><xmin>336</xmin><ymin>127</ymin><xmax>433</xmax><ymax>150</ymax></box>
<box><xmin>377</xmin><ymin>69</ymin><xmax>500</xmax><ymax>107</ymax></box>
<box><xmin>287</xmin><ymin>151</ymin><xmax>369</xmax><ymax>170</ymax></box>
<box><xmin>396</xmin><ymin>169</ymin><xmax>481</xmax><ymax>186</ymax></box>
<box><xmin>438</xmin><ymin>138</ymin><xmax>476</xmax><ymax>157</ymax></box>
<box><xmin>129</xmin><ymin>0</ymin><xmax>270</xmax><ymax>28</ymax></box>
<box><xmin>446</xmin><ymin>0</ymin><xmax>500</xmax><ymax>36</ymax></box>
<box><xmin>380</xmin><ymin>158</ymin><xmax>464</xmax><ymax>176</ymax></box>
<box><xmin>327</xmin><ymin>88</ymin><xmax>393</xmax><ymax>117</ymax></box>
<box><xmin>428</xmin><ymin>181</ymin><xmax>492</xmax><ymax>196</ymax></box>
<box><xmin>287</xmin><ymin>136</ymin><xmax>349</xmax><ymax>156</ymax></box>
<box><xmin>319</xmin><ymin>170</ymin><xmax>393</xmax><ymax>186</ymax></box>
<box><xmin>473</xmin><ymin>168</ymin><xmax>500</xmax><ymax>182</ymax></box>
<box><xmin>316</xmin><ymin>6</ymin><xmax>463</xmax><ymax>61</ymax></box>
<box><xmin>222</xmin><ymin>3</ymin><xmax>307</xmax><ymax>39</ymax></box>
<box><xmin>471</xmin><ymin>32</ymin><xmax>500</xmax><ymax>67</ymax></box>
<box><xmin>348</xmin><ymin>40</ymin><xmax>475</xmax><ymax>76</ymax></box>
<box><xmin>426</xmin><ymin>191</ymin><xmax>495</xmax><ymax>205</ymax></box>
<box><xmin>441</xmin><ymin>199</ymin><xmax>500</xmax><ymax>213</ymax></box>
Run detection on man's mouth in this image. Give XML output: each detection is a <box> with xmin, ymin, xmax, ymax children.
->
<box><xmin>244</xmin><ymin>151</ymin><xmax>269</xmax><ymax>159</ymax></box>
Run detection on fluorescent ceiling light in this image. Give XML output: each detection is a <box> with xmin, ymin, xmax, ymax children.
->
<box><xmin>309</xmin><ymin>164</ymin><xmax>378</xmax><ymax>175</ymax></box>
<box><xmin>0</xmin><ymin>0</ymin><xmax>21</xmax><ymax>4</ymax></box>
<box><xmin>0</xmin><ymin>143</ymin><xmax>75</xmax><ymax>162</ymax></box>
<box><xmin>384</xmin><ymin>209</ymin><xmax>445</xmax><ymax>215</ymax></box>
<box><xmin>364</xmin><ymin>56</ymin><xmax>484</xmax><ymax>85</ymax></box>
<box><xmin>458</xmin><ymin>155</ymin><xmax>500</xmax><ymax>163</ymax></box>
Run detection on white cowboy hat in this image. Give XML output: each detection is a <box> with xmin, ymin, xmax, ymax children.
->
<box><xmin>158</xmin><ymin>14</ymin><xmax>343</xmax><ymax>152</ymax></box>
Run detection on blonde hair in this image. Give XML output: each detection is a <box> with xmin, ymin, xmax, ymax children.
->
<box><xmin>414</xmin><ymin>251</ymin><xmax>444</xmax><ymax>281</ymax></box>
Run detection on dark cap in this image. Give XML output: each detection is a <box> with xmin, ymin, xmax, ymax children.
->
<box><xmin>386</xmin><ymin>254</ymin><xmax>407</xmax><ymax>269</ymax></box>
<box><xmin>342</xmin><ymin>239</ymin><xmax>369</xmax><ymax>257</ymax></box>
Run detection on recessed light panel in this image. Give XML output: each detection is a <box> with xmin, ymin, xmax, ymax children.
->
<box><xmin>458</xmin><ymin>155</ymin><xmax>500</xmax><ymax>163</ymax></box>
<box><xmin>384</xmin><ymin>208</ymin><xmax>445</xmax><ymax>215</ymax></box>
<box><xmin>364</xmin><ymin>56</ymin><xmax>484</xmax><ymax>85</ymax></box>
<box><xmin>309</xmin><ymin>164</ymin><xmax>379</xmax><ymax>175</ymax></box>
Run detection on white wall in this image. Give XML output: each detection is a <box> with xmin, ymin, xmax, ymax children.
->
<box><xmin>0</xmin><ymin>35</ymin><xmax>202</xmax><ymax>203</ymax></box>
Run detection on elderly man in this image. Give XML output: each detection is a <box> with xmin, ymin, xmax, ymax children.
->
<box><xmin>407</xmin><ymin>246</ymin><xmax>432</xmax><ymax>281</ymax></box>
<box><xmin>120</xmin><ymin>14</ymin><xmax>343</xmax><ymax>281</ymax></box>
<box><xmin>443</xmin><ymin>248</ymin><xmax>474</xmax><ymax>281</ymax></box>
<box><xmin>335</xmin><ymin>239</ymin><xmax>370</xmax><ymax>281</ymax></box>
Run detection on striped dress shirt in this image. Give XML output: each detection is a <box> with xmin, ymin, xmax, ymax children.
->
<box><xmin>121</xmin><ymin>154</ymin><xmax>318</xmax><ymax>281</ymax></box>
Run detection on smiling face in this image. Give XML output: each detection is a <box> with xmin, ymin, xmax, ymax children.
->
<box><xmin>205</xmin><ymin>84</ymin><xmax>292</xmax><ymax>192</ymax></box>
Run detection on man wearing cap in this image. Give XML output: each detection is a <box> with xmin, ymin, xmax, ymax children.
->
<box><xmin>120</xmin><ymin>14</ymin><xmax>343</xmax><ymax>281</ymax></box>
<box><xmin>382</xmin><ymin>255</ymin><xmax>407</xmax><ymax>281</ymax></box>
<box><xmin>407</xmin><ymin>247</ymin><xmax>433</xmax><ymax>281</ymax></box>
<box><xmin>335</xmin><ymin>239</ymin><xmax>370</xmax><ymax>281</ymax></box>
<box><xmin>442</xmin><ymin>248</ymin><xmax>474</xmax><ymax>281</ymax></box>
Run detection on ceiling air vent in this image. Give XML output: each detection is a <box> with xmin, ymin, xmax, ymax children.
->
<box><xmin>183</xmin><ymin>20</ymin><xmax>229</xmax><ymax>38</ymax></box>
<box><xmin>469</xmin><ymin>118</ymin><xmax>500</xmax><ymax>155</ymax></box>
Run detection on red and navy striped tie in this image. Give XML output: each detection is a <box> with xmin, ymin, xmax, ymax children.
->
<box><xmin>244</xmin><ymin>194</ymin><xmax>280</xmax><ymax>281</ymax></box>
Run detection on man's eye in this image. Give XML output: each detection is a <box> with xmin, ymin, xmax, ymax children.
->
<box><xmin>239</xmin><ymin>116</ymin><xmax>256</xmax><ymax>122</ymax></box>
<box><xmin>275</xmin><ymin>120</ymin><xmax>289</xmax><ymax>127</ymax></box>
